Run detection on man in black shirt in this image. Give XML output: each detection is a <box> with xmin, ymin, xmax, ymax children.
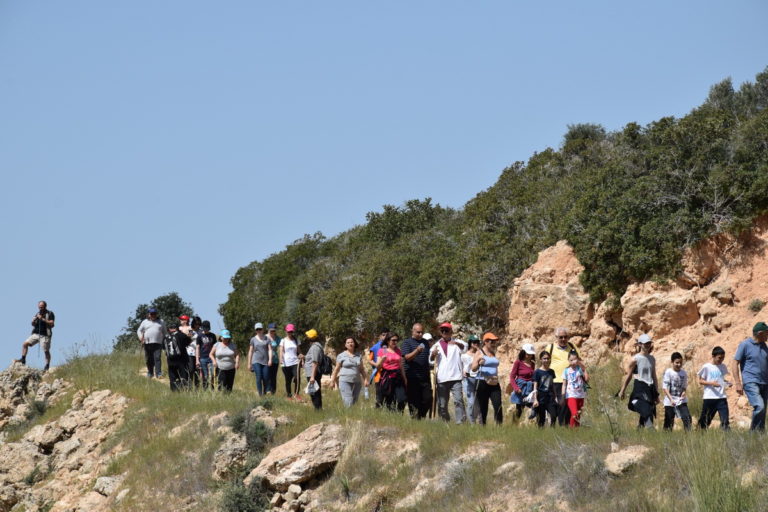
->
<box><xmin>16</xmin><ymin>301</ymin><xmax>55</xmax><ymax>371</ymax></box>
<box><xmin>401</xmin><ymin>323</ymin><xmax>432</xmax><ymax>419</ymax></box>
<box><xmin>165</xmin><ymin>323</ymin><xmax>192</xmax><ymax>391</ymax></box>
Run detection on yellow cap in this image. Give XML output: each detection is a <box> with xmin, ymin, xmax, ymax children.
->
<box><xmin>305</xmin><ymin>329</ymin><xmax>319</xmax><ymax>340</ymax></box>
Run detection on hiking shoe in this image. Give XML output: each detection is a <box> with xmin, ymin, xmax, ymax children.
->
<box><xmin>13</xmin><ymin>358</ymin><xmax>26</xmax><ymax>365</ymax></box>
<box><xmin>528</xmin><ymin>409</ymin><xmax>537</xmax><ymax>420</ymax></box>
<box><xmin>43</xmin><ymin>365</ymin><xmax>49</xmax><ymax>372</ymax></box>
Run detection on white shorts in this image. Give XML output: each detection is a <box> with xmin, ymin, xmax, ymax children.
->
<box><xmin>25</xmin><ymin>334</ymin><xmax>51</xmax><ymax>351</ymax></box>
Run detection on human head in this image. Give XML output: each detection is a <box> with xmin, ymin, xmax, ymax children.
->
<box><xmin>254</xmin><ymin>322</ymin><xmax>264</xmax><ymax>333</ymax></box>
<box><xmin>38</xmin><ymin>301</ymin><xmax>47</xmax><ymax>310</ymax></box>
<box><xmin>220</xmin><ymin>329</ymin><xmax>232</xmax><ymax>342</ymax></box>
<box><xmin>179</xmin><ymin>315</ymin><xmax>190</xmax><ymax>325</ymax></box>
<box><xmin>285</xmin><ymin>324</ymin><xmax>296</xmax><ymax>337</ymax></box>
<box><xmin>383</xmin><ymin>333</ymin><xmax>400</xmax><ymax>348</ymax></box>
<box><xmin>379</xmin><ymin>327</ymin><xmax>390</xmax><ymax>340</ymax></box>
<box><xmin>268</xmin><ymin>323</ymin><xmax>277</xmax><ymax>336</ymax></box>
<box><xmin>539</xmin><ymin>350</ymin><xmax>551</xmax><ymax>367</ymax></box>
<box><xmin>191</xmin><ymin>316</ymin><xmax>201</xmax><ymax>330</ymax></box>
<box><xmin>468</xmin><ymin>335</ymin><xmax>481</xmax><ymax>351</ymax></box>
<box><xmin>671</xmin><ymin>351</ymin><xmax>683</xmax><ymax>371</ymax></box>
<box><xmin>344</xmin><ymin>337</ymin><xmax>359</xmax><ymax>351</ymax></box>
<box><xmin>519</xmin><ymin>343</ymin><xmax>536</xmax><ymax>361</ymax></box>
<box><xmin>568</xmin><ymin>350</ymin><xmax>580</xmax><ymax>366</ymax></box>
<box><xmin>201</xmin><ymin>320</ymin><xmax>211</xmax><ymax>332</ymax></box>
<box><xmin>637</xmin><ymin>333</ymin><xmax>653</xmax><ymax>353</ymax></box>
<box><xmin>753</xmin><ymin>322</ymin><xmax>768</xmax><ymax>343</ymax></box>
<box><xmin>711</xmin><ymin>345</ymin><xmax>725</xmax><ymax>363</ymax></box>
<box><xmin>169</xmin><ymin>322</ymin><xmax>179</xmax><ymax>332</ymax></box>
<box><xmin>439</xmin><ymin>322</ymin><xmax>453</xmax><ymax>340</ymax></box>
<box><xmin>305</xmin><ymin>329</ymin><xmax>319</xmax><ymax>341</ymax></box>
<box><xmin>148</xmin><ymin>307</ymin><xmax>158</xmax><ymax>319</ymax></box>
<box><xmin>412</xmin><ymin>323</ymin><xmax>424</xmax><ymax>340</ymax></box>
<box><xmin>554</xmin><ymin>327</ymin><xmax>569</xmax><ymax>347</ymax></box>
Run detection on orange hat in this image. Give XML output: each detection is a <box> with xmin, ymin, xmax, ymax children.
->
<box><xmin>482</xmin><ymin>332</ymin><xmax>499</xmax><ymax>342</ymax></box>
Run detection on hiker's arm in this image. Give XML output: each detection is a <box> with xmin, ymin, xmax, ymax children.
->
<box><xmin>470</xmin><ymin>351</ymin><xmax>484</xmax><ymax>372</ymax></box>
<box><xmin>731</xmin><ymin>359</ymin><xmax>743</xmax><ymax>395</ymax></box>
<box><xmin>279</xmin><ymin>344</ymin><xmax>284</xmax><ymax>366</ymax></box>
<box><xmin>310</xmin><ymin>350</ymin><xmax>319</xmax><ymax>382</ymax></box>
<box><xmin>404</xmin><ymin>343</ymin><xmax>424</xmax><ymax>362</ymax></box>
<box><xmin>532</xmin><ymin>380</ymin><xmax>540</xmax><ymax>407</ymax></box>
<box><xmin>330</xmin><ymin>360</ymin><xmax>341</xmax><ymax>388</ymax></box>
<box><xmin>400</xmin><ymin>356</ymin><xmax>407</xmax><ymax>386</ymax></box>
<box><xmin>267</xmin><ymin>344</ymin><xmax>273</xmax><ymax>367</ymax></box>
<box><xmin>247</xmin><ymin>345</ymin><xmax>254</xmax><ymax>371</ymax></box>
<box><xmin>582</xmin><ymin>368</ymin><xmax>590</xmax><ymax>383</ymax></box>
<box><xmin>618</xmin><ymin>360</ymin><xmax>636</xmax><ymax>399</ymax></box>
<box><xmin>210</xmin><ymin>346</ymin><xmax>217</xmax><ymax>367</ymax></box>
<box><xmin>234</xmin><ymin>350</ymin><xmax>240</xmax><ymax>370</ymax></box>
<box><xmin>359</xmin><ymin>359</ymin><xmax>368</xmax><ymax>386</ymax></box>
<box><xmin>375</xmin><ymin>354</ymin><xmax>385</xmax><ymax>370</ymax></box>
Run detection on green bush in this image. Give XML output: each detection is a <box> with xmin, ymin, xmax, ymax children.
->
<box><xmin>219</xmin><ymin>480</ymin><xmax>269</xmax><ymax>512</ymax></box>
<box><xmin>748</xmin><ymin>298</ymin><xmax>765</xmax><ymax>313</ymax></box>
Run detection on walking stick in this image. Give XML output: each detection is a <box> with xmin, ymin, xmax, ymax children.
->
<box><xmin>430</xmin><ymin>368</ymin><xmax>437</xmax><ymax>418</ymax></box>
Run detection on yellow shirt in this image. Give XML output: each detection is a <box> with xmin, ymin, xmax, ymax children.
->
<box><xmin>550</xmin><ymin>342</ymin><xmax>579</xmax><ymax>384</ymax></box>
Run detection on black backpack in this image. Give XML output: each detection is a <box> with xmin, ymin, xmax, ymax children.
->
<box><xmin>319</xmin><ymin>353</ymin><xmax>334</xmax><ymax>376</ymax></box>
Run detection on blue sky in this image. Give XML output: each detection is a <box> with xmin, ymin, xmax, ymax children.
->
<box><xmin>1</xmin><ymin>1</ymin><xmax>766</xmax><ymax>367</ymax></box>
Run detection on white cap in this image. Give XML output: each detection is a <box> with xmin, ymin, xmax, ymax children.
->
<box><xmin>522</xmin><ymin>343</ymin><xmax>536</xmax><ymax>355</ymax></box>
<box><xmin>637</xmin><ymin>333</ymin><xmax>652</xmax><ymax>344</ymax></box>
<box><xmin>423</xmin><ymin>333</ymin><xmax>433</xmax><ymax>341</ymax></box>
<box><xmin>254</xmin><ymin>322</ymin><xmax>264</xmax><ymax>330</ymax></box>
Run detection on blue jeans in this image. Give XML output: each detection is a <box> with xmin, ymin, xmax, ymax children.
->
<box><xmin>463</xmin><ymin>377</ymin><xmax>479</xmax><ymax>423</ymax></box>
<box><xmin>743</xmin><ymin>382</ymin><xmax>768</xmax><ymax>431</ymax></box>
<box><xmin>199</xmin><ymin>357</ymin><xmax>213</xmax><ymax>389</ymax></box>
<box><xmin>252</xmin><ymin>362</ymin><xmax>270</xmax><ymax>395</ymax></box>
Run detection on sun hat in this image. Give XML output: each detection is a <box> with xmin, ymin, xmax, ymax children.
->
<box><xmin>285</xmin><ymin>324</ymin><xmax>296</xmax><ymax>333</ymax></box>
<box><xmin>220</xmin><ymin>329</ymin><xmax>232</xmax><ymax>339</ymax></box>
<box><xmin>482</xmin><ymin>332</ymin><xmax>499</xmax><ymax>342</ymax></box>
<box><xmin>637</xmin><ymin>333</ymin><xmax>652</xmax><ymax>344</ymax></box>
<box><xmin>254</xmin><ymin>322</ymin><xmax>264</xmax><ymax>330</ymax></box>
<box><xmin>305</xmin><ymin>329</ymin><xmax>319</xmax><ymax>340</ymax></box>
<box><xmin>522</xmin><ymin>343</ymin><xmax>536</xmax><ymax>355</ymax></box>
<box><xmin>753</xmin><ymin>322</ymin><xmax>768</xmax><ymax>335</ymax></box>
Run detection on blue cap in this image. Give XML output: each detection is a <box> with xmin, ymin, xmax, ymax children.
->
<box><xmin>148</xmin><ymin>307</ymin><xmax>158</xmax><ymax>314</ymax></box>
<box><xmin>268</xmin><ymin>323</ymin><xmax>277</xmax><ymax>330</ymax></box>
<box><xmin>220</xmin><ymin>329</ymin><xmax>232</xmax><ymax>339</ymax></box>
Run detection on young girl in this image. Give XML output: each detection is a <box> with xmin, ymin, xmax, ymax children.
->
<box><xmin>532</xmin><ymin>351</ymin><xmax>558</xmax><ymax>428</ymax></box>
<box><xmin>563</xmin><ymin>351</ymin><xmax>589</xmax><ymax>427</ymax></box>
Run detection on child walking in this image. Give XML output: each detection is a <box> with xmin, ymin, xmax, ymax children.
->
<box><xmin>662</xmin><ymin>352</ymin><xmax>692</xmax><ymax>431</ymax></box>
<box><xmin>697</xmin><ymin>346</ymin><xmax>731</xmax><ymax>430</ymax></box>
<box><xmin>532</xmin><ymin>351</ymin><xmax>558</xmax><ymax>427</ymax></box>
<box><xmin>562</xmin><ymin>351</ymin><xmax>589</xmax><ymax>427</ymax></box>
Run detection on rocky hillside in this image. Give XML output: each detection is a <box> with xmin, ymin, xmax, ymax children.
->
<box><xmin>502</xmin><ymin>214</ymin><xmax>768</xmax><ymax>426</ymax></box>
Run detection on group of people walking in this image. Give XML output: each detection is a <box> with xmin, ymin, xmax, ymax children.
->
<box><xmin>15</xmin><ymin>301</ymin><xmax>768</xmax><ymax>433</ymax></box>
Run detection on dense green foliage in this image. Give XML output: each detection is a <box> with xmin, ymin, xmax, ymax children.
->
<box><xmin>222</xmin><ymin>69</ymin><xmax>768</xmax><ymax>346</ymax></box>
<box><xmin>113</xmin><ymin>292</ymin><xmax>195</xmax><ymax>351</ymax></box>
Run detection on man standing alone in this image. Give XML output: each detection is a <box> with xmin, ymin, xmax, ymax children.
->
<box><xmin>16</xmin><ymin>301</ymin><xmax>55</xmax><ymax>371</ymax></box>
<box><xmin>732</xmin><ymin>322</ymin><xmax>768</xmax><ymax>431</ymax></box>
<box><xmin>137</xmin><ymin>307</ymin><xmax>167</xmax><ymax>378</ymax></box>
<box><xmin>401</xmin><ymin>323</ymin><xmax>432</xmax><ymax>419</ymax></box>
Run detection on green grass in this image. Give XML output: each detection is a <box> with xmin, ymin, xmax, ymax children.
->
<box><xmin>6</xmin><ymin>351</ymin><xmax>768</xmax><ymax>511</ymax></box>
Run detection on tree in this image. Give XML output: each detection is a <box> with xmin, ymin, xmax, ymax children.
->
<box><xmin>113</xmin><ymin>292</ymin><xmax>195</xmax><ymax>351</ymax></box>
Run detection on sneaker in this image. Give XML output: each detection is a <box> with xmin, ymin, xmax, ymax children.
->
<box><xmin>528</xmin><ymin>409</ymin><xmax>537</xmax><ymax>420</ymax></box>
<box><xmin>14</xmin><ymin>358</ymin><xmax>26</xmax><ymax>365</ymax></box>
<box><xmin>147</xmin><ymin>372</ymin><xmax>153</xmax><ymax>378</ymax></box>
<box><xmin>43</xmin><ymin>365</ymin><xmax>49</xmax><ymax>373</ymax></box>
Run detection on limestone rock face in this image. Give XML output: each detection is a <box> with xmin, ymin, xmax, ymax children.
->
<box><xmin>604</xmin><ymin>445</ymin><xmax>650</xmax><ymax>476</ymax></box>
<box><xmin>212</xmin><ymin>431</ymin><xmax>249</xmax><ymax>481</ymax></box>
<box><xmin>0</xmin><ymin>364</ymin><xmax>69</xmax><ymax>432</ymax></box>
<box><xmin>620</xmin><ymin>282</ymin><xmax>699</xmax><ymax>338</ymax></box>
<box><xmin>244</xmin><ymin>423</ymin><xmax>345</xmax><ymax>491</ymax></box>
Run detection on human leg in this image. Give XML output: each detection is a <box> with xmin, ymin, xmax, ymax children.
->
<box><xmin>253</xmin><ymin>363</ymin><xmax>265</xmax><ymax>395</ymax></box>
<box><xmin>268</xmin><ymin>364</ymin><xmax>279</xmax><ymax>394</ymax></box>
<box><xmin>282</xmin><ymin>366</ymin><xmax>294</xmax><ymax>397</ymax></box>
<box><xmin>663</xmin><ymin>406</ymin><xmax>675</xmax><ymax>431</ymax></box>
<box><xmin>567</xmin><ymin>398</ymin><xmax>584</xmax><ymax>427</ymax></box>
<box><xmin>716</xmin><ymin>398</ymin><xmax>730</xmax><ymax>430</ymax></box>
<box><xmin>143</xmin><ymin>344</ymin><xmax>155</xmax><ymax>377</ymax></box>
<box><xmin>464</xmin><ymin>378</ymin><xmax>478</xmax><ymax>424</ymax></box>
<box><xmin>152</xmin><ymin>346</ymin><xmax>163</xmax><ymax>377</ymax></box>
<box><xmin>678</xmin><ymin>404</ymin><xmax>692</xmax><ymax>431</ymax></box>
<box><xmin>743</xmin><ymin>382</ymin><xmax>768</xmax><ymax>431</ymax></box>
<box><xmin>475</xmin><ymin>381</ymin><xmax>490</xmax><ymax>425</ymax></box>
<box><xmin>307</xmin><ymin>378</ymin><xmax>322</xmax><ymax>410</ymax></box>
<box><xmin>450</xmin><ymin>380</ymin><xmax>466</xmax><ymax>424</ymax></box>
<box><xmin>436</xmin><ymin>382</ymin><xmax>451</xmax><ymax>422</ymax></box>
<box><xmin>489</xmin><ymin>384</ymin><xmax>503</xmax><ymax>425</ymax></box>
<box><xmin>554</xmin><ymin>383</ymin><xmax>570</xmax><ymax>426</ymax></box>
<box><xmin>698</xmin><ymin>399</ymin><xmax>716</xmax><ymax>429</ymax></box>
<box><xmin>395</xmin><ymin>383</ymin><xmax>407</xmax><ymax>412</ymax></box>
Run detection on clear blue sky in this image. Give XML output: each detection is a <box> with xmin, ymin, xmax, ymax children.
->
<box><xmin>1</xmin><ymin>1</ymin><xmax>766</xmax><ymax>367</ymax></box>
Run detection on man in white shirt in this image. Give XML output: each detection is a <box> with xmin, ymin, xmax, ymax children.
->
<box><xmin>137</xmin><ymin>308</ymin><xmax>167</xmax><ymax>378</ymax></box>
<box><xmin>429</xmin><ymin>322</ymin><xmax>467</xmax><ymax>424</ymax></box>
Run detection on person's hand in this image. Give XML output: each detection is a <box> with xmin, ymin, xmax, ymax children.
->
<box><xmin>619</xmin><ymin>391</ymin><xmax>625</xmax><ymax>400</ymax></box>
<box><xmin>235</xmin><ymin>362</ymin><xmax>240</xmax><ymax>370</ymax></box>
<box><xmin>736</xmin><ymin>383</ymin><xmax>744</xmax><ymax>396</ymax></box>
<box><xmin>310</xmin><ymin>377</ymin><xmax>316</xmax><ymax>384</ymax></box>
<box><xmin>533</xmin><ymin>400</ymin><xmax>539</xmax><ymax>408</ymax></box>
<box><xmin>417</xmin><ymin>345</ymin><xmax>424</xmax><ymax>353</ymax></box>
<box><xmin>268</xmin><ymin>361</ymin><xmax>272</xmax><ymax>367</ymax></box>
<box><xmin>249</xmin><ymin>366</ymin><xmax>254</xmax><ymax>372</ymax></box>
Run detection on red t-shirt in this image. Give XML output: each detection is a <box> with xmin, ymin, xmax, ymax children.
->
<box><xmin>377</xmin><ymin>347</ymin><xmax>402</xmax><ymax>371</ymax></box>
<box><xmin>509</xmin><ymin>359</ymin><xmax>535</xmax><ymax>392</ymax></box>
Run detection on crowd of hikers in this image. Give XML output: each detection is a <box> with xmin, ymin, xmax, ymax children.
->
<box><xmin>129</xmin><ymin>308</ymin><xmax>768</xmax><ymax>431</ymax></box>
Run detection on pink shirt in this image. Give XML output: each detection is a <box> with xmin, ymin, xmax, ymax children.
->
<box><xmin>377</xmin><ymin>347</ymin><xmax>402</xmax><ymax>371</ymax></box>
<box><xmin>509</xmin><ymin>359</ymin><xmax>535</xmax><ymax>392</ymax></box>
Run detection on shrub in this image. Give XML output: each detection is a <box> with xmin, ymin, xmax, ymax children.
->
<box><xmin>748</xmin><ymin>298</ymin><xmax>766</xmax><ymax>313</ymax></box>
<box><xmin>219</xmin><ymin>480</ymin><xmax>269</xmax><ymax>512</ymax></box>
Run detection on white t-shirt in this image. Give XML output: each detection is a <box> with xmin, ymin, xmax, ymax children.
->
<box><xmin>280</xmin><ymin>337</ymin><xmax>300</xmax><ymax>367</ymax></box>
<box><xmin>698</xmin><ymin>363</ymin><xmax>729</xmax><ymax>399</ymax></box>
<box><xmin>662</xmin><ymin>368</ymin><xmax>688</xmax><ymax>406</ymax></box>
<box><xmin>461</xmin><ymin>353</ymin><xmax>477</xmax><ymax>378</ymax></box>
<box><xmin>563</xmin><ymin>367</ymin><xmax>587</xmax><ymax>399</ymax></box>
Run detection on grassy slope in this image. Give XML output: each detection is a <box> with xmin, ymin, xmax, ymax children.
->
<box><xmin>18</xmin><ymin>352</ymin><xmax>768</xmax><ymax>512</ymax></box>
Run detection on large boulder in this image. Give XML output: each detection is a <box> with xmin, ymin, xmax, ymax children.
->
<box><xmin>244</xmin><ymin>423</ymin><xmax>345</xmax><ymax>491</ymax></box>
<box><xmin>604</xmin><ymin>445</ymin><xmax>651</xmax><ymax>476</ymax></box>
<box><xmin>620</xmin><ymin>282</ymin><xmax>700</xmax><ymax>338</ymax></box>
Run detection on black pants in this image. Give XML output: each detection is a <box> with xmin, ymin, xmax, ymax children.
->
<box><xmin>187</xmin><ymin>354</ymin><xmax>200</xmax><ymax>388</ymax></box>
<box><xmin>664</xmin><ymin>404</ymin><xmax>692</xmax><ymax>431</ymax></box>
<box><xmin>698</xmin><ymin>398</ymin><xmax>730</xmax><ymax>430</ymax></box>
<box><xmin>406</xmin><ymin>378</ymin><xmax>432</xmax><ymax>419</ymax></box>
<box><xmin>218</xmin><ymin>368</ymin><xmax>236</xmax><ymax>392</ymax></box>
<box><xmin>144</xmin><ymin>344</ymin><xmax>163</xmax><ymax>377</ymax></box>
<box><xmin>306</xmin><ymin>378</ymin><xmax>322</xmax><ymax>410</ymax></box>
<box><xmin>268</xmin><ymin>364</ymin><xmax>279</xmax><ymax>394</ymax></box>
<box><xmin>168</xmin><ymin>361</ymin><xmax>190</xmax><ymax>392</ymax></box>
<box><xmin>535</xmin><ymin>397</ymin><xmax>558</xmax><ymax>427</ymax></box>
<box><xmin>282</xmin><ymin>365</ymin><xmax>299</xmax><ymax>397</ymax></box>
<box><xmin>553</xmin><ymin>383</ymin><xmax>571</xmax><ymax>426</ymax></box>
<box><xmin>476</xmin><ymin>381</ymin><xmax>503</xmax><ymax>425</ymax></box>
<box><xmin>382</xmin><ymin>383</ymin><xmax>406</xmax><ymax>412</ymax></box>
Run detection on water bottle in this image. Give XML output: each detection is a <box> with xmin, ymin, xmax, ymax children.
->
<box><xmin>364</xmin><ymin>387</ymin><xmax>370</xmax><ymax>400</ymax></box>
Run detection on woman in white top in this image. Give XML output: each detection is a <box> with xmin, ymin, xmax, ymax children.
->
<box><xmin>279</xmin><ymin>323</ymin><xmax>303</xmax><ymax>398</ymax></box>
<box><xmin>461</xmin><ymin>336</ymin><xmax>481</xmax><ymax>424</ymax></box>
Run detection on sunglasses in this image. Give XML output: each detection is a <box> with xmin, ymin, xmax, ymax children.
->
<box><xmin>557</xmin><ymin>336</ymin><xmax>568</xmax><ymax>339</ymax></box>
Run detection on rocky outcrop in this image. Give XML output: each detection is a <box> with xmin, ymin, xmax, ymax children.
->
<box><xmin>244</xmin><ymin>423</ymin><xmax>346</xmax><ymax>492</ymax></box>
<box><xmin>604</xmin><ymin>445</ymin><xmax>651</xmax><ymax>476</ymax></box>
<box><xmin>0</xmin><ymin>389</ymin><xmax>128</xmax><ymax>512</ymax></box>
<box><xmin>0</xmin><ymin>363</ymin><xmax>69</xmax><ymax>432</ymax></box>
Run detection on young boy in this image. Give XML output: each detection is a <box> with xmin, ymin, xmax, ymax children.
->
<box><xmin>697</xmin><ymin>346</ymin><xmax>731</xmax><ymax>430</ymax></box>
<box><xmin>662</xmin><ymin>352</ymin><xmax>692</xmax><ymax>431</ymax></box>
<box><xmin>532</xmin><ymin>351</ymin><xmax>558</xmax><ymax>428</ymax></box>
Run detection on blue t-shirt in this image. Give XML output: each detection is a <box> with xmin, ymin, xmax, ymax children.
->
<box><xmin>370</xmin><ymin>341</ymin><xmax>383</xmax><ymax>362</ymax></box>
<box><xmin>734</xmin><ymin>338</ymin><xmax>768</xmax><ymax>385</ymax></box>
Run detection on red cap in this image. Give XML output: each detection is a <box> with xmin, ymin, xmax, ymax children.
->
<box><xmin>438</xmin><ymin>322</ymin><xmax>453</xmax><ymax>330</ymax></box>
<box><xmin>179</xmin><ymin>315</ymin><xmax>190</xmax><ymax>320</ymax></box>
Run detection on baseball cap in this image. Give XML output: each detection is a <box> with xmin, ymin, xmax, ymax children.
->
<box><xmin>638</xmin><ymin>334</ymin><xmax>653</xmax><ymax>344</ymax></box>
<box><xmin>179</xmin><ymin>315</ymin><xmax>190</xmax><ymax>321</ymax></box>
<box><xmin>468</xmin><ymin>334</ymin><xmax>480</xmax><ymax>342</ymax></box>
<box><xmin>754</xmin><ymin>322</ymin><xmax>768</xmax><ymax>335</ymax></box>
<box><xmin>522</xmin><ymin>343</ymin><xmax>536</xmax><ymax>355</ymax></box>
<box><xmin>201</xmin><ymin>320</ymin><xmax>211</xmax><ymax>330</ymax></box>
<box><xmin>439</xmin><ymin>322</ymin><xmax>453</xmax><ymax>331</ymax></box>
<box><xmin>169</xmin><ymin>322</ymin><xmax>179</xmax><ymax>329</ymax></box>
<box><xmin>482</xmin><ymin>332</ymin><xmax>499</xmax><ymax>342</ymax></box>
<box><xmin>268</xmin><ymin>323</ymin><xmax>277</xmax><ymax>330</ymax></box>
<box><xmin>305</xmin><ymin>329</ymin><xmax>319</xmax><ymax>340</ymax></box>
<box><xmin>148</xmin><ymin>307</ymin><xmax>158</xmax><ymax>314</ymax></box>
<box><xmin>220</xmin><ymin>329</ymin><xmax>232</xmax><ymax>339</ymax></box>
<box><xmin>285</xmin><ymin>323</ymin><xmax>296</xmax><ymax>333</ymax></box>
<box><xmin>254</xmin><ymin>322</ymin><xmax>264</xmax><ymax>330</ymax></box>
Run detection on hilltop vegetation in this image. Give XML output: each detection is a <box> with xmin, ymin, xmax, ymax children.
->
<box><xmin>221</xmin><ymin>68</ymin><xmax>768</xmax><ymax>348</ymax></box>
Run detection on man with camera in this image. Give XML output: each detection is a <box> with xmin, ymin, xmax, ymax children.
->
<box><xmin>16</xmin><ymin>301</ymin><xmax>55</xmax><ymax>371</ymax></box>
